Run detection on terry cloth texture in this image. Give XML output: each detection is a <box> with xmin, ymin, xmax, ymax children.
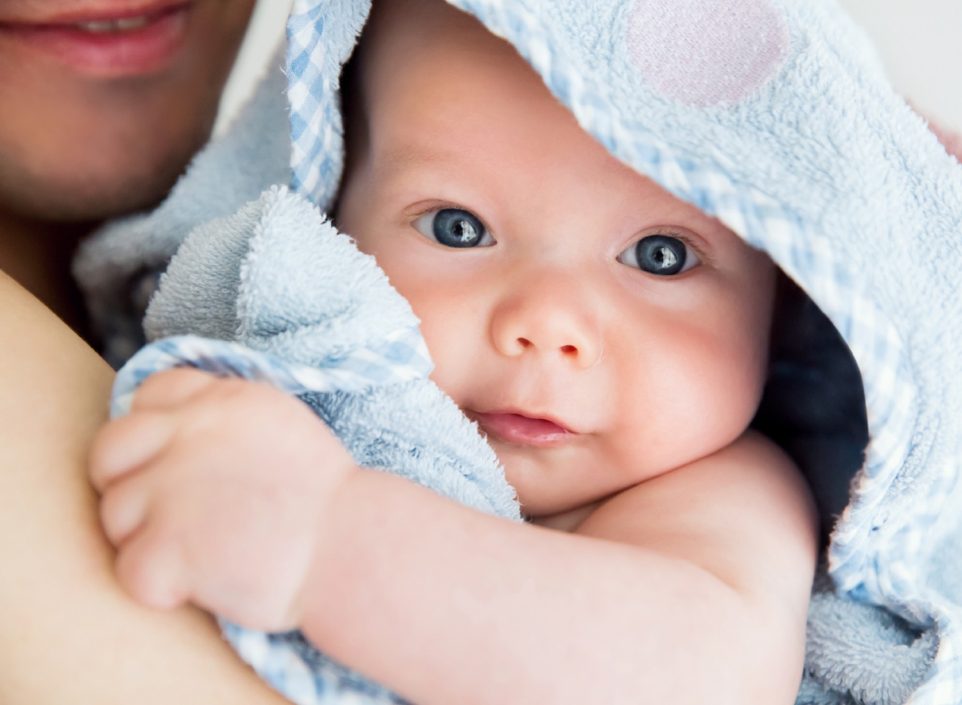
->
<box><xmin>113</xmin><ymin>185</ymin><xmax>519</xmax><ymax>704</ymax></box>
<box><xmin>73</xmin><ymin>49</ymin><xmax>292</xmax><ymax>368</ymax></box>
<box><xmin>74</xmin><ymin>1</ymin><xmax>962</xmax><ymax>703</ymax></box>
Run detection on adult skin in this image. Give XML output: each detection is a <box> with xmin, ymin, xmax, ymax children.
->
<box><xmin>1</xmin><ymin>0</ymin><xmax>250</xmax><ymax>331</ymax></box>
<box><xmin>0</xmin><ymin>2</ymin><xmax>286</xmax><ymax>702</ymax></box>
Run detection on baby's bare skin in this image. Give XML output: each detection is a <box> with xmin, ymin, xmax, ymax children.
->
<box><xmin>90</xmin><ymin>1</ymin><xmax>819</xmax><ymax>703</ymax></box>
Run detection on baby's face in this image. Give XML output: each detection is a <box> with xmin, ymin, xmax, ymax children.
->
<box><xmin>336</xmin><ymin>0</ymin><xmax>775</xmax><ymax>517</ymax></box>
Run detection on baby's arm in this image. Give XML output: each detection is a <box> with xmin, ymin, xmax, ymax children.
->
<box><xmin>92</xmin><ymin>368</ymin><xmax>818</xmax><ymax>705</ymax></box>
<box><xmin>304</xmin><ymin>432</ymin><xmax>818</xmax><ymax>705</ymax></box>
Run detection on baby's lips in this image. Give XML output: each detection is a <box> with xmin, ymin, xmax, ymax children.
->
<box><xmin>468</xmin><ymin>410</ymin><xmax>577</xmax><ymax>448</ymax></box>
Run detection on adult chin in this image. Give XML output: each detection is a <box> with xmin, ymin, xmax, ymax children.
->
<box><xmin>0</xmin><ymin>140</ymin><xmax>197</xmax><ymax>224</ymax></box>
<box><xmin>0</xmin><ymin>0</ymin><xmax>255</xmax><ymax>224</ymax></box>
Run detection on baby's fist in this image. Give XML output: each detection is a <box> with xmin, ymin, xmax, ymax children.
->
<box><xmin>89</xmin><ymin>367</ymin><xmax>355</xmax><ymax>631</ymax></box>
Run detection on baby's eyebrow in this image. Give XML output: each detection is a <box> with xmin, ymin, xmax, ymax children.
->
<box><xmin>380</xmin><ymin>143</ymin><xmax>452</xmax><ymax>173</ymax></box>
<box><xmin>378</xmin><ymin>139</ymin><xmax>496</xmax><ymax>180</ymax></box>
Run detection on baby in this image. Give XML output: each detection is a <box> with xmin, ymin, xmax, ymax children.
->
<box><xmin>89</xmin><ymin>0</ymin><xmax>818</xmax><ymax>703</ymax></box>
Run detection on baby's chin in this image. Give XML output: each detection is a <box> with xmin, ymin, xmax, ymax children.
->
<box><xmin>501</xmin><ymin>463</ymin><xmax>603</xmax><ymax>522</ymax></box>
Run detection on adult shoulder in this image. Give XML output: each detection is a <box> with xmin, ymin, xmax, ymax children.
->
<box><xmin>0</xmin><ymin>271</ymin><xmax>287</xmax><ymax>704</ymax></box>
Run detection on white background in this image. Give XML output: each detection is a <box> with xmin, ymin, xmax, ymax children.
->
<box><xmin>840</xmin><ymin>0</ymin><xmax>962</xmax><ymax>129</ymax></box>
<box><xmin>216</xmin><ymin>0</ymin><xmax>962</xmax><ymax>132</ymax></box>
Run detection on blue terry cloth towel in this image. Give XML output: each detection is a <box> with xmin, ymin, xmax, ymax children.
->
<box><xmin>112</xmin><ymin>184</ymin><xmax>521</xmax><ymax>705</ymax></box>
<box><xmin>73</xmin><ymin>0</ymin><xmax>962</xmax><ymax>703</ymax></box>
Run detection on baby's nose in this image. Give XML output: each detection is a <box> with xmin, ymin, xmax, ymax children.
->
<box><xmin>489</xmin><ymin>285</ymin><xmax>603</xmax><ymax>369</ymax></box>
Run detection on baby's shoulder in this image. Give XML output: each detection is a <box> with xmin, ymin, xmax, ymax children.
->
<box><xmin>683</xmin><ymin>429</ymin><xmax>805</xmax><ymax>492</ymax></box>
<box><xmin>590</xmin><ymin>430</ymin><xmax>812</xmax><ymax>529</ymax></box>
<box><xmin>658</xmin><ymin>430</ymin><xmax>808</xmax><ymax>509</ymax></box>
<box><xmin>577</xmin><ymin>430</ymin><xmax>819</xmax><ymax>595</ymax></box>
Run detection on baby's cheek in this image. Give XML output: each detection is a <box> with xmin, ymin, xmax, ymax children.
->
<box><xmin>410</xmin><ymin>298</ymin><xmax>473</xmax><ymax>396</ymax></box>
<box><xmin>656</xmin><ymin>322</ymin><xmax>765</xmax><ymax>458</ymax></box>
<box><xmin>706</xmin><ymin>294</ymin><xmax>772</xmax><ymax>417</ymax></box>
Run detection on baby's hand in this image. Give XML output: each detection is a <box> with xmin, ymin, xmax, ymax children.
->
<box><xmin>88</xmin><ymin>368</ymin><xmax>355</xmax><ymax>632</ymax></box>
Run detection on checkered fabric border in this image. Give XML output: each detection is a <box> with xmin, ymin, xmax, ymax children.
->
<box><xmin>287</xmin><ymin>1</ymin><xmax>333</xmax><ymax>203</ymax></box>
<box><xmin>287</xmin><ymin>0</ymin><xmax>371</xmax><ymax>209</ymax></box>
<box><xmin>112</xmin><ymin>330</ymin><xmax>432</xmax><ymax>419</ymax></box>
<box><xmin>220</xmin><ymin>623</ymin><xmax>407</xmax><ymax>705</ymax></box>
<box><xmin>111</xmin><ymin>330</ymin><xmax>429</xmax><ymax>704</ymax></box>
<box><xmin>281</xmin><ymin>0</ymin><xmax>961</xmax><ymax>701</ymax></box>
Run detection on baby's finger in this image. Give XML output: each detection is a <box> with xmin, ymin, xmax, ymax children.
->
<box><xmin>115</xmin><ymin>527</ymin><xmax>190</xmax><ymax>611</ymax></box>
<box><xmin>89</xmin><ymin>412</ymin><xmax>175</xmax><ymax>492</ymax></box>
<box><xmin>98</xmin><ymin>470</ymin><xmax>155</xmax><ymax>546</ymax></box>
<box><xmin>132</xmin><ymin>366</ymin><xmax>220</xmax><ymax>412</ymax></box>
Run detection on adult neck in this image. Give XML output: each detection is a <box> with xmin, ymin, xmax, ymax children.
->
<box><xmin>0</xmin><ymin>211</ymin><xmax>94</xmax><ymax>340</ymax></box>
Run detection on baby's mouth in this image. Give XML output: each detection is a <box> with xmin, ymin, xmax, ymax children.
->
<box><xmin>468</xmin><ymin>411</ymin><xmax>574</xmax><ymax>447</ymax></box>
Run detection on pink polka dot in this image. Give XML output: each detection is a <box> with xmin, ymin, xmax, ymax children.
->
<box><xmin>626</xmin><ymin>0</ymin><xmax>789</xmax><ymax>107</ymax></box>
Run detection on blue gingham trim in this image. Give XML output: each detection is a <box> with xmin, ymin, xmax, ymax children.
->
<box><xmin>287</xmin><ymin>0</ymin><xmax>370</xmax><ymax>208</ymax></box>
<box><xmin>111</xmin><ymin>329</ymin><xmax>432</xmax><ymax>419</ymax></box>
<box><xmin>220</xmin><ymin>623</ymin><xmax>407</xmax><ymax>705</ymax></box>
<box><xmin>283</xmin><ymin>1</ymin><xmax>960</xmax><ymax>700</ymax></box>
<box><xmin>112</xmin><ymin>329</ymin><xmax>430</xmax><ymax>703</ymax></box>
<box><xmin>111</xmin><ymin>330</ymin><xmax>428</xmax><ymax>705</ymax></box>
<box><xmin>287</xmin><ymin>1</ymin><xmax>331</xmax><ymax>202</ymax></box>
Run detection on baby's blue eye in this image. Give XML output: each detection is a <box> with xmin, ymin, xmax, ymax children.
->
<box><xmin>618</xmin><ymin>234</ymin><xmax>699</xmax><ymax>276</ymax></box>
<box><xmin>413</xmin><ymin>208</ymin><xmax>495</xmax><ymax>248</ymax></box>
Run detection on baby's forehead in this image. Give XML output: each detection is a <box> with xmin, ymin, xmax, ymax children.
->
<box><xmin>358</xmin><ymin>0</ymin><xmax>543</xmax><ymax>108</ymax></box>
<box><xmin>355</xmin><ymin>0</ymin><xmax>734</xmax><ymax>238</ymax></box>
<box><xmin>371</xmin><ymin>128</ymin><xmax>716</xmax><ymax>221</ymax></box>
